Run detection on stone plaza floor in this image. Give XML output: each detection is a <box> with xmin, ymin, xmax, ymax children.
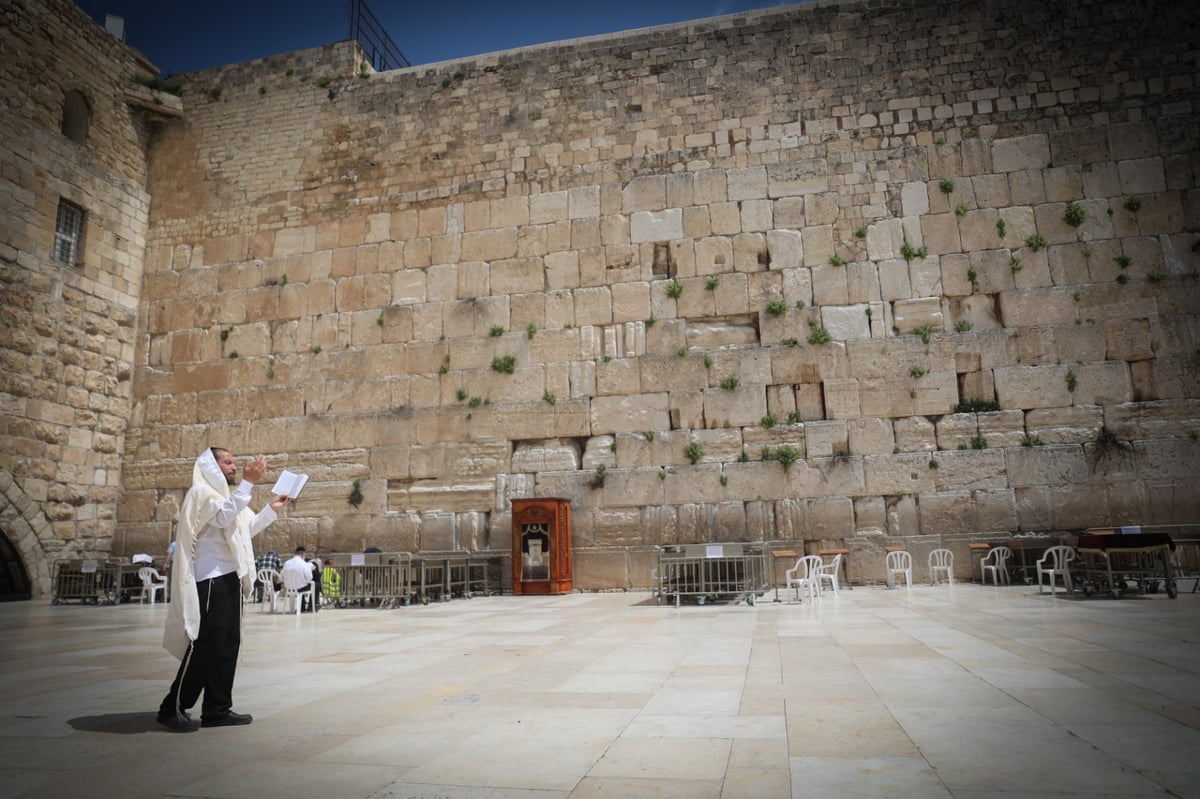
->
<box><xmin>0</xmin><ymin>577</ymin><xmax>1198</xmax><ymax>798</ymax></box>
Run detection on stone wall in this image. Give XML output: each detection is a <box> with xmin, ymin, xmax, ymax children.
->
<box><xmin>4</xmin><ymin>0</ymin><xmax>1199</xmax><ymax>595</ymax></box>
<box><xmin>0</xmin><ymin>0</ymin><xmax>177</xmax><ymax>594</ymax></box>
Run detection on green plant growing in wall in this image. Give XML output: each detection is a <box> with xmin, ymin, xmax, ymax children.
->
<box><xmin>703</xmin><ymin>354</ymin><xmax>713</xmax><ymax>369</ymax></box>
<box><xmin>526</xmin><ymin>322</ymin><xmax>537</xmax><ymax>339</ymax></box>
<box><xmin>489</xmin><ymin>325</ymin><xmax>504</xmax><ymax>337</ymax></box>
<box><xmin>591</xmin><ymin>464</ymin><xmax>607</xmax><ymax>489</ymax></box>
<box><xmin>666</xmin><ymin>280</ymin><xmax>683</xmax><ymax>299</ymax></box>
<box><xmin>970</xmin><ymin>434</ymin><xmax>988</xmax><ymax>450</ymax></box>
<box><xmin>782</xmin><ymin>337</ymin><xmax>798</xmax><ymax>347</ymax></box>
<box><xmin>1117</xmin><ymin>273</ymin><xmax>1130</xmax><ymax>285</ymax></box>
<box><xmin>602</xmin><ymin>354</ymin><xmax>612</xmax><ymax>363</ymax></box>
<box><xmin>683</xmin><ymin>441</ymin><xmax>704</xmax><ymax>465</ymax></box>
<box><xmin>705</xmin><ymin>276</ymin><xmax>720</xmax><ymax>291</ymax></box>
<box><xmin>1115</xmin><ymin>254</ymin><xmax>1132</xmax><ymax>269</ymax></box>
<box><xmin>855</xmin><ymin>226</ymin><xmax>867</xmax><ymax>239</ymax></box>
<box><xmin>939</xmin><ymin>178</ymin><xmax>955</xmax><ymax>194</ymax></box>
<box><xmin>955</xmin><ymin>399</ymin><xmax>1000</xmax><ymax>413</ymax></box>
<box><xmin>209</xmin><ymin>86</ymin><xmax>223</xmax><ymax>99</ymax></box>
<box><xmin>1065</xmin><ymin>369</ymin><xmax>1078</xmax><ymax>391</ymax></box>
<box><xmin>468</xmin><ymin>396</ymin><xmax>483</xmax><ymax>408</ymax></box>
<box><xmin>1010</xmin><ymin>256</ymin><xmax>1022</xmax><ymax>273</ymax></box>
<box><xmin>795</xmin><ymin>300</ymin><xmax>806</xmax><ymax>310</ymax></box>
<box><xmin>761</xmin><ymin>413</ymin><xmax>777</xmax><ymax>429</ymax></box>
<box><xmin>456</xmin><ymin>388</ymin><xmax>468</xmax><ymax>401</ymax></box>
<box><xmin>311</xmin><ymin>345</ymin><xmax>321</xmax><ymax>355</ymax></box>
<box><xmin>910</xmin><ymin>366</ymin><xmax>929</xmax><ymax>378</ymax></box>
<box><xmin>955</xmin><ymin>320</ymin><xmax>973</xmax><ymax>332</ymax></box>
<box><xmin>720</xmin><ymin>474</ymin><xmax>729</xmax><ymax>486</ymax></box>
<box><xmin>645</xmin><ymin>315</ymin><xmax>656</xmax><ymax>327</ymax></box>
<box><xmin>807</xmin><ymin>320</ymin><xmax>832</xmax><ymax>345</ymax></box>
<box><xmin>1147</xmin><ymin>269</ymin><xmax>1166</xmax><ymax>283</ymax></box>
<box><xmin>736</xmin><ymin>451</ymin><xmax>749</xmax><ymax>463</ymax></box>
<box><xmin>542</xmin><ymin>391</ymin><xmax>556</xmax><ymax>405</ymax></box>
<box><xmin>774</xmin><ymin>445</ymin><xmax>800</xmax><ymax>472</ymax></box>
<box><xmin>915</xmin><ymin>325</ymin><xmax>932</xmax><ymax>345</ymax></box>
<box><xmin>675</xmin><ymin>347</ymin><xmax>688</xmax><ymax>358</ymax></box>
<box><xmin>1025</xmin><ymin>234</ymin><xmax>1047</xmax><ymax>251</ymax></box>
<box><xmin>644</xmin><ymin>431</ymin><xmax>655</xmax><ymax>441</ymax></box>
<box><xmin>1021</xmin><ymin>434</ymin><xmax>1044</xmax><ymax>447</ymax></box>
<box><xmin>996</xmin><ymin>218</ymin><xmax>1007</xmax><ymax>239</ymax></box>
<box><xmin>929</xmin><ymin>458</ymin><xmax>939</xmax><ymax>469</ymax></box>
<box><xmin>720</xmin><ymin>375</ymin><xmax>739</xmax><ymax>391</ymax></box>
<box><xmin>766</xmin><ymin>298</ymin><xmax>789</xmax><ymax>316</ymax></box>
<box><xmin>1063</xmin><ymin>202</ymin><xmax>1086</xmax><ymax>228</ymax></box>
<box><xmin>317</xmin><ymin>76</ymin><xmax>332</xmax><ymax>88</ymax></box>
<box><xmin>358</xmin><ymin>62</ymin><xmax>370</xmax><ymax>79</ymax></box>
<box><xmin>967</xmin><ymin>267</ymin><xmax>978</xmax><ymax>289</ymax></box>
<box><xmin>491</xmin><ymin>355</ymin><xmax>516</xmax><ymax>374</ymax></box>
<box><xmin>348</xmin><ymin>479</ymin><xmax>364</xmax><ymax>507</ymax></box>
<box><xmin>659</xmin><ymin>467</ymin><xmax>667</xmax><ymax>480</ymax></box>
<box><xmin>1124</xmin><ymin>196</ymin><xmax>1142</xmax><ymax>215</ymax></box>
<box><xmin>829</xmin><ymin>254</ymin><xmax>845</xmax><ymax>267</ymax></box>
<box><xmin>376</xmin><ymin>314</ymin><xmax>384</xmax><ymax>327</ymax></box>
<box><xmin>955</xmin><ymin>204</ymin><xmax>968</xmax><ymax>217</ymax></box>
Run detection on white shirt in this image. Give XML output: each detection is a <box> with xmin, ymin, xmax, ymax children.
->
<box><xmin>193</xmin><ymin>480</ymin><xmax>277</xmax><ymax>580</ymax></box>
<box><xmin>280</xmin><ymin>554</ymin><xmax>313</xmax><ymax>590</ymax></box>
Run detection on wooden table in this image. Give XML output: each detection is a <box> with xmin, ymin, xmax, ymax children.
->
<box><xmin>817</xmin><ymin>547</ymin><xmax>852</xmax><ymax>590</ymax></box>
<box><xmin>770</xmin><ymin>549</ymin><xmax>798</xmax><ymax>602</ymax></box>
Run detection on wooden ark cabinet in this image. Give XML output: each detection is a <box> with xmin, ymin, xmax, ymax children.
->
<box><xmin>511</xmin><ymin>498</ymin><xmax>572</xmax><ymax>594</ymax></box>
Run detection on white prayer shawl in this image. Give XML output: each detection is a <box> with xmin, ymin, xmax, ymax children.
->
<box><xmin>162</xmin><ymin>449</ymin><xmax>259</xmax><ymax>660</ymax></box>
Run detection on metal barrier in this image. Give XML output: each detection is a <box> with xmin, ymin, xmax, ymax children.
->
<box><xmin>51</xmin><ymin>559</ymin><xmax>125</xmax><ymax>605</ymax></box>
<box><xmin>321</xmin><ymin>552</ymin><xmax>414</xmax><ymax>608</ymax></box>
<box><xmin>656</xmin><ymin>543</ymin><xmax>770</xmax><ymax>607</ymax></box>
<box><xmin>412</xmin><ymin>551</ymin><xmax>500</xmax><ymax>604</ymax></box>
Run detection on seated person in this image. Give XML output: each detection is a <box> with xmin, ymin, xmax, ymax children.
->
<box><xmin>254</xmin><ymin>548</ymin><xmax>282</xmax><ymax>601</ymax></box>
<box><xmin>280</xmin><ymin>546</ymin><xmax>315</xmax><ymax>611</ymax></box>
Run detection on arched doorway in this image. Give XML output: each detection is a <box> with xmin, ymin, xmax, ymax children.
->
<box><xmin>0</xmin><ymin>530</ymin><xmax>32</xmax><ymax>601</ymax></box>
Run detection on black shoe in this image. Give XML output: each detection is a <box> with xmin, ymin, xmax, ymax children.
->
<box><xmin>156</xmin><ymin>711</ymin><xmax>200</xmax><ymax>733</ymax></box>
<box><xmin>201</xmin><ymin>710</ymin><xmax>253</xmax><ymax>727</ymax></box>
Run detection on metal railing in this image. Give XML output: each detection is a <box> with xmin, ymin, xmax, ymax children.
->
<box><xmin>348</xmin><ymin>0</ymin><xmax>411</xmax><ymax>71</ymax></box>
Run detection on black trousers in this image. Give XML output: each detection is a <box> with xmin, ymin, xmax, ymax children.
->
<box><xmin>159</xmin><ymin>572</ymin><xmax>242</xmax><ymax>719</ymax></box>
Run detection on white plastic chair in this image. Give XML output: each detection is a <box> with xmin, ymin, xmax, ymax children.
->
<box><xmin>280</xmin><ymin>564</ymin><xmax>315</xmax><ymax>615</ymax></box>
<box><xmin>928</xmin><ymin>548</ymin><xmax>954</xmax><ymax>586</ymax></box>
<box><xmin>257</xmin><ymin>568</ymin><xmax>280</xmax><ymax>613</ymax></box>
<box><xmin>1037</xmin><ymin>545</ymin><xmax>1075</xmax><ymax>594</ymax></box>
<box><xmin>886</xmin><ymin>550</ymin><xmax>912</xmax><ymax>589</ymax></box>
<box><xmin>816</xmin><ymin>553</ymin><xmax>842</xmax><ymax>596</ymax></box>
<box><xmin>980</xmin><ymin>546</ymin><xmax>1012</xmax><ymax>586</ymax></box>
<box><xmin>785</xmin><ymin>555</ymin><xmax>823</xmax><ymax>603</ymax></box>
<box><xmin>137</xmin><ymin>567</ymin><xmax>167</xmax><ymax>604</ymax></box>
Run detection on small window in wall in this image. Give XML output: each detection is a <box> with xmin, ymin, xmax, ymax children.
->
<box><xmin>54</xmin><ymin>199</ymin><xmax>85</xmax><ymax>265</ymax></box>
<box><xmin>61</xmin><ymin>90</ymin><xmax>90</xmax><ymax>144</ymax></box>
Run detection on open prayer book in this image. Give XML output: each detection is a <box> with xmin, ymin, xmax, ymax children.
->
<box><xmin>271</xmin><ymin>469</ymin><xmax>309</xmax><ymax>500</ymax></box>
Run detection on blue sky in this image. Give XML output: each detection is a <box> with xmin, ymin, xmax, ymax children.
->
<box><xmin>75</xmin><ymin>0</ymin><xmax>796</xmax><ymax>76</ymax></box>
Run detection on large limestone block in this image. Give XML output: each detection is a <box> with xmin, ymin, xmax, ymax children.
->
<box><xmin>489</xmin><ymin>257</ymin><xmax>544</xmax><ymax>295</ymax></box>
<box><xmin>1025</xmin><ymin>405</ymin><xmax>1103</xmax><ymax>444</ymax></box>
<box><xmin>461</xmin><ymin>228</ymin><xmax>518</xmax><ymax>261</ymax></box>
<box><xmin>590</xmin><ymin>393</ymin><xmax>670</xmax><ymax>435</ymax></box>
<box><xmin>995</xmin><ymin>365</ymin><xmax>1073</xmax><ymax>409</ymax></box>
<box><xmin>935</xmin><ymin>413</ymin><xmax>978</xmax><ymax>450</ymax></box>
<box><xmin>601</xmin><ymin>466</ymin><xmax>668</xmax><ymax>509</ymax></box>
<box><xmin>447</xmin><ymin>439</ymin><xmax>512</xmax><ymax>478</ymax></box>
<box><xmin>929</xmin><ymin>449</ymin><xmax>1008</xmax><ymax>490</ymax></box>
<box><xmin>958</xmin><ymin>208</ymin><xmax>1000</xmax><ymax>252</ymax></box>
<box><xmin>685</xmin><ymin>319</ymin><xmax>757</xmax><ymax>349</ymax></box>
<box><xmin>894</xmin><ymin>416</ymin><xmax>937</xmax><ymax>452</ymax></box>
<box><xmin>811</xmin><ymin>264</ymin><xmax>849</xmax><ymax>305</ymax></box>
<box><xmin>863</xmin><ymin>453</ymin><xmax>937</xmax><ymax>495</ymax></box>
<box><xmin>727</xmin><ymin>166</ymin><xmax>768</xmax><ymax>201</ymax></box>
<box><xmin>917</xmin><ymin>491</ymin><xmax>982</xmax><ymax>536</ymax></box>
<box><xmin>848</xmin><ymin>417</ymin><xmax>895</xmax><ymax>455</ymax></box>
<box><xmin>722</xmin><ymin>461</ymin><xmax>789</xmax><ymax>502</ymax></box>
<box><xmin>742</xmin><ymin>424</ymin><xmax>805</xmax><ymax>457</ymax></box>
<box><xmin>804</xmin><ymin>496</ymin><xmax>856</xmax><ymax>541</ymax></box>
<box><xmin>822</xmin><ymin>304</ymin><xmax>871</xmax><ymax>342</ymax></box>
<box><xmin>1006</xmin><ymin>444</ymin><xmax>1088</xmax><ymax>487</ymax></box>
<box><xmin>992</xmin><ymin>134</ymin><xmax>1051</xmax><ymax>172</ymax></box>
<box><xmin>802</xmin><ymin>225</ymin><xmax>835</xmax><ymax>268</ymax></box>
<box><xmin>767</xmin><ymin>159</ymin><xmax>828</xmax><ymax>197</ymax></box>
<box><xmin>630</xmin><ymin>209</ymin><xmax>684</xmax><ymax>243</ymax></box>
<box><xmin>1072</xmin><ymin>361</ymin><xmax>1133</xmax><ymax>406</ymax></box>
<box><xmin>771</xmin><ymin>341</ymin><xmax>848</xmax><ymax>383</ymax></box>
<box><xmin>703</xmin><ymin>385</ymin><xmax>768</xmax><ymax>429</ymax></box>
<box><xmin>391</xmin><ymin>479</ymin><xmax>495</xmax><ymax>513</ymax></box>
<box><xmin>804</xmin><ymin>420</ymin><xmax>848</xmax><ymax>457</ymax></box>
<box><xmin>901</xmin><ymin>181</ymin><xmax>930</xmax><ymax>217</ymax></box>
<box><xmin>921</xmin><ymin>213</ymin><xmax>961</xmax><ymax>255</ymax></box>
<box><xmin>622</xmin><ymin>175</ymin><xmax>666</xmax><ymax>213</ymax></box>
<box><xmin>511</xmin><ymin>439</ymin><xmax>582</xmax><ymax>473</ymax></box>
<box><xmin>1119</xmin><ymin>158</ymin><xmax>1167</xmax><ymax>196</ymax></box>
<box><xmin>823</xmin><ymin>378</ymin><xmax>861</xmax><ymax>420</ymax></box>
<box><xmin>573</xmin><ymin>549</ymin><xmax>633</xmax><ymax>591</ymax></box>
<box><xmin>909</xmin><ymin>255</ymin><xmax>942</xmax><ymax>298</ymax></box>
<box><xmin>1105</xmin><ymin>399</ymin><xmax>1200</xmax><ymax>440</ymax></box>
<box><xmin>977</xmin><ymin>409</ymin><xmax>1028</xmax><ymax>448</ymax></box>
<box><xmin>694</xmin><ymin>236</ymin><xmax>734</xmax><ymax>276</ymax></box>
<box><xmin>766</xmin><ymin>230</ymin><xmax>803</xmax><ymax>270</ymax></box>
<box><xmin>866</xmin><ymin>217</ymin><xmax>905</xmax><ymax>261</ymax></box>
<box><xmin>891</xmin><ymin>297</ymin><xmax>943</xmax><ymax>336</ymax></box>
<box><xmin>878</xmin><ymin>259</ymin><xmax>913</xmax><ymax>300</ymax></box>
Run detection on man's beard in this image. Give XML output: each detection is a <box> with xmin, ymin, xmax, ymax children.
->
<box><xmin>226</xmin><ymin>473</ymin><xmax>237</xmax><ymax>486</ymax></box>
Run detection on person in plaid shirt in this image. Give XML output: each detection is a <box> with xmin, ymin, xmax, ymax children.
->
<box><xmin>254</xmin><ymin>549</ymin><xmax>282</xmax><ymax>601</ymax></box>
